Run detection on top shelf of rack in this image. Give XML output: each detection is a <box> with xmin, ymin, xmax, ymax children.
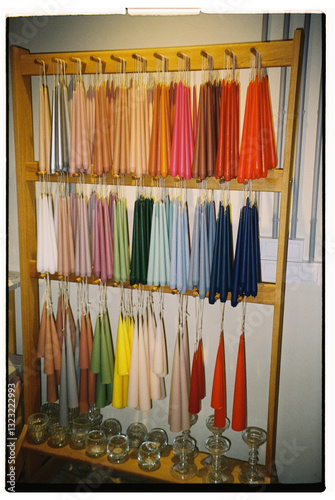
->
<box><xmin>18</xmin><ymin>37</ymin><xmax>297</xmax><ymax>76</ymax></box>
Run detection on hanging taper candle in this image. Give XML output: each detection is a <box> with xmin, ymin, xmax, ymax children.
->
<box><xmin>237</xmin><ymin>50</ymin><xmax>277</xmax><ymax>182</ymax></box>
<box><xmin>215</xmin><ymin>50</ymin><xmax>240</xmax><ymax>181</ymax></box>
<box><xmin>188</xmin><ymin>297</ymin><xmax>205</xmax><ymax>415</ymax></box>
<box><xmin>36</xmin><ymin>277</ymin><xmax>62</xmax><ymax>404</ymax></box>
<box><xmin>210</xmin><ymin>304</ymin><xmax>227</xmax><ymax>428</ymax></box>
<box><xmin>231</xmin><ymin>299</ymin><xmax>247</xmax><ymax>432</ymax></box>
<box><xmin>168</xmin><ymin>295</ymin><xmax>191</xmax><ymax>433</ymax></box>
<box><xmin>147</xmin><ymin>188</ymin><xmax>170</xmax><ymax>287</ymax></box>
<box><xmin>90</xmin><ymin>285</ymin><xmax>114</xmax><ymax>409</ymax></box>
<box><xmin>37</xmin><ymin>61</ymin><xmax>51</xmax><ymax>174</ymax></box>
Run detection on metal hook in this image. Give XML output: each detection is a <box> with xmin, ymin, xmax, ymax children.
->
<box><xmin>250</xmin><ymin>47</ymin><xmax>261</xmax><ymax>80</ymax></box>
<box><xmin>132</xmin><ymin>53</ymin><xmax>147</xmax><ymax>72</ymax></box>
<box><xmin>153</xmin><ymin>53</ymin><xmax>168</xmax><ymax>72</ymax></box>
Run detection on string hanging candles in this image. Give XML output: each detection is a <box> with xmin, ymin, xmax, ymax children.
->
<box><xmin>231</xmin><ymin>300</ymin><xmax>247</xmax><ymax>432</ymax></box>
<box><xmin>168</xmin><ymin>295</ymin><xmax>191</xmax><ymax>433</ymax></box>
<box><xmin>237</xmin><ymin>50</ymin><xmax>277</xmax><ymax>182</ymax></box>
<box><xmin>169</xmin><ymin>188</ymin><xmax>190</xmax><ymax>294</ymax></box>
<box><xmin>208</xmin><ymin>191</ymin><xmax>233</xmax><ymax>305</ymax></box>
<box><xmin>130</xmin><ymin>191</ymin><xmax>154</xmax><ymax>286</ymax></box>
<box><xmin>36</xmin><ymin>180</ymin><xmax>58</xmax><ymax>275</ymax></box>
<box><xmin>210</xmin><ymin>305</ymin><xmax>227</xmax><ymax>428</ymax></box>
<box><xmin>50</xmin><ymin>59</ymin><xmax>71</xmax><ymax>174</ymax></box>
<box><xmin>170</xmin><ymin>54</ymin><xmax>194</xmax><ymax>180</ymax></box>
<box><xmin>90</xmin><ymin>285</ymin><xmax>114</xmax><ymax>409</ymax></box>
<box><xmin>74</xmin><ymin>184</ymin><xmax>92</xmax><ymax>278</ymax></box>
<box><xmin>230</xmin><ymin>190</ymin><xmax>261</xmax><ymax>307</ymax></box>
<box><xmin>215</xmin><ymin>50</ymin><xmax>240</xmax><ymax>181</ymax></box>
<box><xmin>187</xmin><ymin>193</ymin><xmax>214</xmax><ymax>299</ymax></box>
<box><xmin>112</xmin><ymin>289</ymin><xmax>133</xmax><ymax>409</ymax></box>
<box><xmin>127</xmin><ymin>291</ymin><xmax>168</xmax><ymax>412</ymax></box>
<box><xmin>37</xmin><ymin>61</ymin><xmax>51</xmax><ymax>174</ymax></box>
<box><xmin>146</xmin><ymin>190</ymin><xmax>170</xmax><ymax>287</ymax></box>
<box><xmin>36</xmin><ymin>277</ymin><xmax>62</xmax><ymax>404</ymax></box>
<box><xmin>188</xmin><ymin>297</ymin><xmax>205</xmax><ymax>415</ymax></box>
<box><xmin>57</xmin><ymin>283</ymin><xmax>79</xmax><ymax>426</ymax></box>
<box><xmin>192</xmin><ymin>53</ymin><xmax>221</xmax><ymax>181</ymax></box>
<box><xmin>56</xmin><ymin>183</ymin><xmax>75</xmax><ymax>277</ymax></box>
<box><xmin>112</xmin><ymin>67</ymin><xmax>130</xmax><ymax>176</ymax></box>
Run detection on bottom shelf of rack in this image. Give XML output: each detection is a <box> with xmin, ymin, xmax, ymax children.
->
<box><xmin>21</xmin><ymin>426</ymin><xmax>272</xmax><ymax>485</ymax></box>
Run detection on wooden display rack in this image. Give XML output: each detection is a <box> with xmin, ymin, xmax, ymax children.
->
<box><xmin>10</xmin><ymin>29</ymin><xmax>303</xmax><ymax>484</ymax></box>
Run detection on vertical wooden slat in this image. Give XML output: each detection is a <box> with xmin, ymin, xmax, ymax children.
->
<box><xmin>10</xmin><ymin>46</ymin><xmax>41</xmax><ymax>421</ymax></box>
<box><xmin>266</xmin><ymin>28</ymin><xmax>304</xmax><ymax>476</ymax></box>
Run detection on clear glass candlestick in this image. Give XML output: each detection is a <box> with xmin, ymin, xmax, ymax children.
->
<box><xmin>181</xmin><ymin>414</ymin><xmax>198</xmax><ymax>455</ymax></box>
<box><xmin>170</xmin><ymin>435</ymin><xmax>197</xmax><ymax>481</ymax></box>
<box><xmin>138</xmin><ymin>441</ymin><xmax>160</xmax><ymax>471</ymax></box>
<box><xmin>203</xmin><ymin>436</ymin><xmax>231</xmax><ymax>484</ymax></box>
<box><xmin>204</xmin><ymin>415</ymin><xmax>230</xmax><ymax>469</ymax></box>
<box><xmin>239</xmin><ymin>427</ymin><xmax>267</xmax><ymax>484</ymax></box>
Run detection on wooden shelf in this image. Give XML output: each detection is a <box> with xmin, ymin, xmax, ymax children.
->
<box><xmin>21</xmin><ymin>425</ymin><xmax>272</xmax><ymax>484</ymax></box>
<box><xmin>20</xmin><ymin>39</ymin><xmax>293</xmax><ymax>76</ymax></box>
<box><xmin>29</xmin><ymin>260</ymin><xmax>277</xmax><ymax>306</ymax></box>
<box><xmin>26</xmin><ymin>162</ymin><xmax>283</xmax><ymax>192</ymax></box>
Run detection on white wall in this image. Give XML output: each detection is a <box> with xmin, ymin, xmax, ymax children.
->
<box><xmin>7</xmin><ymin>12</ymin><xmax>323</xmax><ymax>484</ymax></box>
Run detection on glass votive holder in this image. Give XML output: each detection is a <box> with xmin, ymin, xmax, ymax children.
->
<box><xmin>90</xmin><ymin>413</ymin><xmax>103</xmax><ymax>430</ymax></box>
<box><xmin>40</xmin><ymin>403</ymin><xmax>59</xmax><ymax>419</ymax></box>
<box><xmin>126</xmin><ymin>422</ymin><xmax>148</xmax><ymax>449</ymax></box>
<box><xmin>138</xmin><ymin>441</ymin><xmax>160</xmax><ymax>471</ymax></box>
<box><xmin>86</xmin><ymin>430</ymin><xmax>107</xmax><ymax>458</ymax></box>
<box><xmin>147</xmin><ymin>428</ymin><xmax>168</xmax><ymax>453</ymax></box>
<box><xmin>70</xmin><ymin>415</ymin><xmax>91</xmax><ymax>450</ymax></box>
<box><xmin>27</xmin><ymin>413</ymin><xmax>49</xmax><ymax>444</ymax></box>
<box><xmin>107</xmin><ymin>434</ymin><xmax>129</xmax><ymax>464</ymax></box>
<box><xmin>48</xmin><ymin>423</ymin><xmax>69</xmax><ymax>448</ymax></box>
<box><xmin>101</xmin><ymin>418</ymin><xmax>122</xmax><ymax>440</ymax></box>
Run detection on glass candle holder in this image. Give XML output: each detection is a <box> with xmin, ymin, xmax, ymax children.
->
<box><xmin>86</xmin><ymin>430</ymin><xmax>107</xmax><ymax>458</ymax></box>
<box><xmin>138</xmin><ymin>441</ymin><xmax>160</xmax><ymax>471</ymax></box>
<box><xmin>107</xmin><ymin>434</ymin><xmax>129</xmax><ymax>464</ymax></box>
<box><xmin>101</xmin><ymin>418</ymin><xmax>122</xmax><ymax>440</ymax></box>
<box><xmin>170</xmin><ymin>435</ymin><xmax>197</xmax><ymax>481</ymax></box>
<box><xmin>70</xmin><ymin>415</ymin><xmax>91</xmax><ymax>449</ymax></box>
<box><xmin>27</xmin><ymin>413</ymin><xmax>49</xmax><ymax>444</ymax></box>
<box><xmin>204</xmin><ymin>415</ymin><xmax>230</xmax><ymax>469</ymax></box>
<box><xmin>203</xmin><ymin>436</ymin><xmax>231</xmax><ymax>484</ymax></box>
<box><xmin>147</xmin><ymin>428</ymin><xmax>168</xmax><ymax>453</ymax></box>
<box><xmin>126</xmin><ymin>422</ymin><xmax>148</xmax><ymax>449</ymax></box>
<box><xmin>90</xmin><ymin>413</ymin><xmax>103</xmax><ymax>430</ymax></box>
<box><xmin>239</xmin><ymin>427</ymin><xmax>267</xmax><ymax>484</ymax></box>
<box><xmin>48</xmin><ymin>423</ymin><xmax>69</xmax><ymax>448</ymax></box>
<box><xmin>40</xmin><ymin>403</ymin><xmax>59</xmax><ymax>419</ymax></box>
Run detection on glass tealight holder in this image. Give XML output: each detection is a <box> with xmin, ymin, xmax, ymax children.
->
<box><xmin>170</xmin><ymin>435</ymin><xmax>197</xmax><ymax>481</ymax></box>
<box><xmin>27</xmin><ymin>413</ymin><xmax>49</xmax><ymax>444</ymax></box>
<box><xmin>147</xmin><ymin>428</ymin><xmax>168</xmax><ymax>454</ymax></box>
<box><xmin>138</xmin><ymin>441</ymin><xmax>160</xmax><ymax>471</ymax></box>
<box><xmin>86</xmin><ymin>430</ymin><xmax>107</xmax><ymax>458</ymax></box>
<box><xmin>126</xmin><ymin>422</ymin><xmax>148</xmax><ymax>450</ymax></box>
<box><xmin>70</xmin><ymin>415</ymin><xmax>91</xmax><ymax>450</ymax></box>
<box><xmin>101</xmin><ymin>418</ymin><xmax>122</xmax><ymax>440</ymax></box>
<box><xmin>48</xmin><ymin>423</ymin><xmax>69</xmax><ymax>448</ymax></box>
<box><xmin>40</xmin><ymin>403</ymin><xmax>59</xmax><ymax>419</ymax></box>
<box><xmin>107</xmin><ymin>434</ymin><xmax>129</xmax><ymax>464</ymax></box>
